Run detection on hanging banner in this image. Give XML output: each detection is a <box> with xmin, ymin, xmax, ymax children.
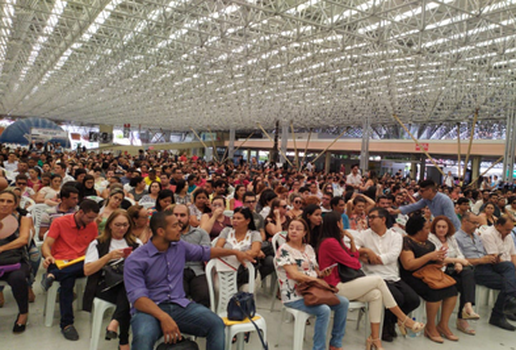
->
<box><xmin>30</xmin><ymin>127</ymin><xmax>68</xmax><ymax>143</ymax></box>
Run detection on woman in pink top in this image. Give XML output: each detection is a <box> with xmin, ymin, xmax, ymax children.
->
<box><xmin>318</xmin><ymin>212</ymin><xmax>424</xmax><ymax>350</ymax></box>
<box><xmin>229</xmin><ymin>185</ymin><xmax>245</xmax><ymax>210</ymax></box>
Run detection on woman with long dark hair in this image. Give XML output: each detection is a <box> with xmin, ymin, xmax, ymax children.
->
<box><xmin>400</xmin><ymin>215</ymin><xmax>458</xmax><ymax>343</ymax></box>
<box><xmin>189</xmin><ymin>189</ymin><xmax>211</xmax><ymax>227</ymax></box>
<box><xmin>275</xmin><ymin>217</ymin><xmax>349</xmax><ymax>350</ymax></box>
<box><xmin>265</xmin><ymin>198</ymin><xmax>291</xmax><ymax>241</ymax></box>
<box><xmin>318</xmin><ymin>211</ymin><xmax>425</xmax><ymax>350</ymax></box>
<box><xmin>302</xmin><ymin>204</ymin><xmax>322</xmax><ymax>248</ymax></box>
<box><xmin>215</xmin><ymin>207</ymin><xmax>264</xmax><ymax>286</ymax></box>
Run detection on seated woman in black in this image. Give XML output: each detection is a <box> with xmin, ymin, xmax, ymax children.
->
<box><xmin>83</xmin><ymin>209</ymin><xmax>142</xmax><ymax>350</ymax></box>
<box><xmin>400</xmin><ymin>215</ymin><xmax>458</xmax><ymax>344</ymax></box>
<box><xmin>0</xmin><ymin>189</ymin><xmax>31</xmax><ymax>333</ymax></box>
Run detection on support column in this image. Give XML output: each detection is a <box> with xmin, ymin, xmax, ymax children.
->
<box><xmin>472</xmin><ymin>156</ymin><xmax>481</xmax><ymax>182</ymax></box>
<box><xmin>359</xmin><ymin>117</ymin><xmax>370</xmax><ymax>173</ymax></box>
<box><xmin>280</xmin><ymin>124</ymin><xmax>289</xmax><ymax>165</ymax></box>
<box><xmin>228</xmin><ymin>128</ymin><xmax>235</xmax><ymax>161</ymax></box>
<box><xmin>504</xmin><ymin>104</ymin><xmax>516</xmax><ymax>183</ymax></box>
<box><xmin>420</xmin><ymin>156</ymin><xmax>426</xmax><ymax>181</ymax></box>
<box><xmin>325</xmin><ymin>152</ymin><xmax>332</xmax><ymax>174</ymax></box>
<box><xmin>99</xmin><ymin>124</ymin><xmax>113</xmax><ymax>147</ymax></box>
<box><xmin>247</xmin><ymin>149</ymin><xmax>252</xmax><ymax>163</ymax></box>
<box><xmin>410</xmin><ymin>155</ymin><xmax>417</xmax><ymax>180</ymax></box>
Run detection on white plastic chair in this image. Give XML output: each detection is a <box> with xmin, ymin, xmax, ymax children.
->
<box><xmin>475</xmin><ymin>284</ymin><xmax>499</xmax><ymax>308</ymax></box>
<box><xmin>205</xmin><ymin>259</ymin><xmax>267</xmax><ymax>350</ymax></box>
<box><xmin>43</xmin><ymin>277</ymin><xmax>87</xmax><ymax>327</ymax></box>
<box><xmin>269</xmin><ymin>232</ymin><xmax>287</xmax><ymax>312</ymax></box>
<box><xmin>272</xmin><ymin>258</ymin><xmax>371</xmax><ymax>350</ymax></box>
<box><xmin>89</xmin><ymin>298</ymin><xmax>116</xmax><ymax>350</ymax></box>
<box><xmin>30</xmin><ymin>203</ymin><xmax>50</xmax><ymax>245</ymax></box>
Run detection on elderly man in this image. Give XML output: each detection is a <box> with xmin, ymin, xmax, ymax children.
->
<box><xmin>124</xmin><ymin>210</ymin><xmax>253</xmax><ymax>350</ymax></box>
<box><xmin>354</xmin><ymin>207</ymin><xmax>420</xmax><ymax>341</ymax></box>
<box><xmin>455</xmin><ymin>213</ymin><xmax>516</xmax><ymax>331</ymax></box>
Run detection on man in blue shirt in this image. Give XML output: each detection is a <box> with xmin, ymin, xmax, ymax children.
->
<box><xmin>124</xmin><ymin>210</ymin><xmax>253</xmax><ymax>350</ymax></box>
<box><xmin>388</xmin><ymin>180</ymin><xmax>461</xmax><ymax>231</ymax></box>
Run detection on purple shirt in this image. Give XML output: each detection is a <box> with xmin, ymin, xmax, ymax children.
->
<box><xmin>124</xmin><ymin>239</ymin><xmax>211</xmax><ymax>313</ymax></box>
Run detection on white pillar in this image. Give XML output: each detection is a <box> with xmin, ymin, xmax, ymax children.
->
<box><xmin>280</xmin><ymin>124</ymin><xmax>289</xmax><ymax>165</ymax></box>
<box><xmin>228</xmin><ymin>128</ymin><xmax>235</xmax><ymax>161</ymax></box>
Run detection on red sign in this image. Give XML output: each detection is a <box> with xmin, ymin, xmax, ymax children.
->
<box><xmin>415</xmin><ymin>143</ymin><xmax>429</xmax><ymax>151</ymax></box>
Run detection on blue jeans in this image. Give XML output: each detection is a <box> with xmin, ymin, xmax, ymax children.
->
<box><xmin>285</xmin><ymin>296</ymin><xmax>349</xmax><ymax>350</ymax></box>
<box><xmin>131</xmin><ymin>302</ymin><xmax>225</xmax><ymax>350</ymax></box>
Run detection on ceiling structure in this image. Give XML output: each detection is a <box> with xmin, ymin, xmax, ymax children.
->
<box><xmin>1</xmin><ymin>0</ymin><xmax>516</xmax><ymax>132</ymax></box>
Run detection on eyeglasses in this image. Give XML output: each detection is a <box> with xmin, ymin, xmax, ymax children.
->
<box><xmin>16</xmin><ymin>182</ymin><xmax>27</xmax><ymax>186</ymax></box>
<box><xmin>294</xmin><ymin>200</ymin><xmax>302</xmax><ymax>204</ymax></box>
<box><xmin>368</xmin><ymin>215</ymin><xmax>382</xmax><ymax>220</ymax></box>
<box><xmin>281</xmin><ymin>205</ymin><xmax>288</xmax><ymax>209</ymax></box>
<box><xmin>466</xmin><ymin>220</ymin><xmax>480</xmax><ymax>226</ymax></box>
<box><xmin>245</xmin><ymin>200</ymin><xmax>256</xmax><ymax>204</ymax></box>
<box><xmin>113</xmin><ymin>223</ymin><xmax>130</xmax><ymax>228</ymax></box>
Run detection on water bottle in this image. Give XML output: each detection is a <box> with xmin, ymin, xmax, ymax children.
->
<box><xmin>407</xmin><ymin>317</ymin><xmax>417</xmax><ymax>338</ymax></box>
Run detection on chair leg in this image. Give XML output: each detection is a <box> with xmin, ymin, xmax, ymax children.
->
<box><xmin>44</xmin><ymin>284</ymin><xmax>59</xmax><ymax>327</ymax></box>
<box><xmin>293</xmin><ymin>314</ymin><xmax>309</xmax><ymax>350</ymax></box>
<box><xmin>90</xmin><ymin>304</ymin><xmax>104</xmax><ymax>350</ymax></box>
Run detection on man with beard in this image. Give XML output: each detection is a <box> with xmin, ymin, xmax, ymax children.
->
<box><xmin>172</xmin><ymin>204</ymin><xmax>211</xmax><ymax>307</ymax></box>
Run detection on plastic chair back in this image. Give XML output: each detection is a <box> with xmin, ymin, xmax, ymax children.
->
<box><xmin>206</xmin><ymin>259</ymin><xmax>255</xmax><ymax>315</ymax></box>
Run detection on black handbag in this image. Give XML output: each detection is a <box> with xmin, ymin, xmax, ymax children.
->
<box><xmin>101</xmin><ymin>260</ymin><xmax>124</xmax><ymax>292</ymax></box>
<box><xmin>227</xmin><ymin>292</ymin><xmax>268</xmax><ymax>350</ymax></box>
<box><xmin>0</xmin><ymin>248</ymin><xmax>24</xmax><ymax>266</ymax></box>
<box><xmin>338</xmin><ymin>263</ymin><xmax>365</xmax><ymax>283</ymax></box>
<box><xmin>227</xmin><ymin>291</ymin><xmax>256</xmax><ymax>321</ymax></box>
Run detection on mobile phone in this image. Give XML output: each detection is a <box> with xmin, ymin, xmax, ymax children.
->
<box><xmin>497</xmin><ymin>253</ymin><xmax>503</xmax><ymax>257</ymax></box>
<box><xmin>123</xmin><ymin>247</ymin><xmax>133</xmax><ymax>257</ymax></box>
<box><xmin>322</xmin><ymin>263</ymin><xmax>338</xmax><ymax>272</ymax></box>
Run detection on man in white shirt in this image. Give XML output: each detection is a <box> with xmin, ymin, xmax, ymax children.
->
<box><xmin>443</xmin><ymin>171</ymin><xmax>454</xmax><ymax>188</ymax></box>
<box><xmin>54</xmin><ymin>162</ymin><xmax>75</xmax><ymax>185</ymax></box>
<box><xmin>4</xmin><ymin>152</ymin><xmax>18</xmax><ymax>173</ymax></box>
<box><xmin>481</xmin><ymin>216</ymin><xmax>516</xmax><ymax>267</ymax></box>
<box><xmin>346</xmin><ymin>164</ymin><xmax>362</xmax><ymax>190</ymax></box>
<box><xmin>354</xmin><ymin>207</ymin><xmax>420</xmax><ymax>341</ymax></box>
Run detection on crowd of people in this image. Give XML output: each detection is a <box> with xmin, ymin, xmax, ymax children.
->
<box><xmin>1</xmin><ymin>145</ymin><xmax>516</xmax><ymax>350</ymax></box>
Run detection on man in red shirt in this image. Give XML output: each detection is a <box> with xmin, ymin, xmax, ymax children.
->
<box><xmin>41</xmin><ymin>199</ymin><xmax>100</xmax><ymax>341</ymax></box>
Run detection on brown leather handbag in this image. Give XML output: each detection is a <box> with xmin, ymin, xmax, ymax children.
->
<box><xmin>413</xmin><ymin>264</ymin><xmax>456</xmax><ymax>290</ymax></box>
<box><xmin>296</xmin><ymin>280</ymin><xmax>340</xmax><ymax>306</ymax></box>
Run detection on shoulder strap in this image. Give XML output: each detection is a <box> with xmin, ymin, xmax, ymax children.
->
<box><xmin>96</xmin><ymin>238</ymin><xmax>111</xmax><ymax>257</ymax></box>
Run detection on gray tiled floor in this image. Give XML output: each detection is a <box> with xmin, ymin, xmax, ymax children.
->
<box><xmin>1</xmin><ymin>275</ymin><xmax>516</xmax><ymax>350</ymax></box>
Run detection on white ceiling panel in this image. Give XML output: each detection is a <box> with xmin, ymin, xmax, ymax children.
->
<box><xmin>0</xmin><ymin>0</ymin><xmax>516</xmax><ymax>131</ymax></box>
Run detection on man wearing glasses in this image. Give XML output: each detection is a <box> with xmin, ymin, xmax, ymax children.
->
<box><xmin>242</xmin><ymin>191</ymin><xmax>265</xmax><ymax>241</ymax></box>
<box><xmin>455</xmin><ymin>213</ymin><xmax>516</xmax><ymax>331</ymax></box>
<box><xmin>354</xmin><ymin>207</ymin><xmax>420</xmax><ymax>342</ymax></box>
<box><xmin>15</xmin><ymin>174</ymin><xmax>35</xmax><ymax>199</ymax></box>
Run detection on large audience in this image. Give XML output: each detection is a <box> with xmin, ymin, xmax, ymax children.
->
<box><xmin>1</xmin><ymin>144</ymin><xmax>516</xmax><ymax>350</ymax></box>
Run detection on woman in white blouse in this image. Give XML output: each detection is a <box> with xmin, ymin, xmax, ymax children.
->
<box><xmin>428</xmin><ymin>215</ymin><xmax>479</xmax><ymax>335</ymax></box>
<box><xmin>83</xmin><ymin>209</ymin><xmax>142</xmax><ymax>350</ymax></box>
<box><xmin>275</xmin><ymin>218</ymin><xmax>349</xmax><ymax>350</ymax></box>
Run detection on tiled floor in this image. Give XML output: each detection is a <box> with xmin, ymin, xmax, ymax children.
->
<box><xmin>1</xmin><ymin>273</ymin><xmax>516</xmax><ymax>350</ymax></box>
